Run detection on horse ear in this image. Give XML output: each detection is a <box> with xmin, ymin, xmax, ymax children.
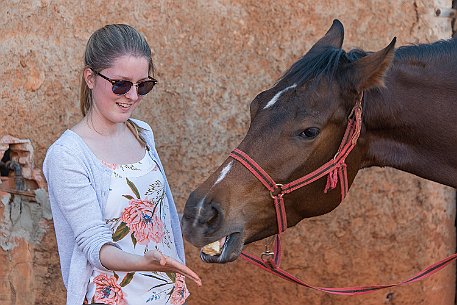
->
<box><xmin>310</xmin><ymin>19</ymin><xmax>345</xmax><ymax>51</ymax></box>
<box><xmin>343</xmin><ymin>38</ymin><xmax>397</xmax><ymax>91</ymax></box>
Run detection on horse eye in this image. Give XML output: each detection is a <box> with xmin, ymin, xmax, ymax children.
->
<box><xmin>300</xmin><ymin>127</ymin><xmax>320</xmax><ymax>139</ymax></box>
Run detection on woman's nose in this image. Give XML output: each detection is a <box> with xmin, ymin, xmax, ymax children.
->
<box><xmin>124</xmin><ymin>85</ymin><xmax>140</xmax><ymax>100</ymax></box>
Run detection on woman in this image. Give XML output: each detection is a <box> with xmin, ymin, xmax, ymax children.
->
<box><xmin>44</xmin><ymin>24</ymin><xmax>201</xmax><ymax>305</ymax></box>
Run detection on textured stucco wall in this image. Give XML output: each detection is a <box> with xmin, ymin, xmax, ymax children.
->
<box><xmin>1</xmin><ymin>1</ymin><xmax>455</xmax><ymax>304</ymax></box>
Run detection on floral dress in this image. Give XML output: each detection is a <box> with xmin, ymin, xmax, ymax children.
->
<box><xmin>85</xmin><ymin>152</ymin><xmax>189</xmax><ymax>305</ymax></box>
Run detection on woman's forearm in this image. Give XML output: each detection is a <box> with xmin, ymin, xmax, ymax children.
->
<box><xmin>100</xmin><ymin>244</ymin><xmax>149</xmax><ymax>272</ymax></box>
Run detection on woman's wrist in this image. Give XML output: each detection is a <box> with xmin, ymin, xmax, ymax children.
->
<box><xmin>100</xmin><ymin>244</ymin><xmax>144</xmax><ymax>271</ymax></box>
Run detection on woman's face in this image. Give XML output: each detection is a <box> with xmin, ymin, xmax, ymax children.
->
<box><xmin>86</xmin><ymin>54</ymin><xmax>150</xmax><ymax>125</ymax></box>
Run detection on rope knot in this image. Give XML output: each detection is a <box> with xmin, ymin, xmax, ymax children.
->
<box><xmin>324</xmin><ymin>162</ymin><xmax>346</xmax><ymax>193</ymax></box>
<box><xmin>324</xmin><ymin>169</ymin><xmax>338</xmax><ymax>193</ymax></box>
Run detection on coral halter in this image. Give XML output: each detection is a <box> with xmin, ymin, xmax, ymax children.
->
<box><xmin>229</xmin><ymin>94</ymin><xmax>457</xmax><ymax>295</ymax></box>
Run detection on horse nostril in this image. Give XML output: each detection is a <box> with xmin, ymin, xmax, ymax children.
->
<box><xmin>183</xmin><ymin>191</ymin><xmax>225</xmax><ymax>235</ymax></box>
<box><xmin>198</xmin><ymin>201</ymin><xmax>223</xmax><ymax>233</ymax></box>
<box><xmin>204</xmin><ymin>207</ymin><xmax>218</xmax><ymax>226</ymax></box>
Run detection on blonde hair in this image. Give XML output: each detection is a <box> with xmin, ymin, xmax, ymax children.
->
<box><xmin>126</xmin><ymin>119</ymin><xmax>147</xmax><ymax>148</ymax></box>
<box><xmin>80</xmin><ymin>24</ymin><xmax>153</xmax><ymax>146</ymax></box>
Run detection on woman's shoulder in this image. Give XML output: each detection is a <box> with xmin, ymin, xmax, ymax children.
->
<box><xmin>49</xmin><ymin>129</ymin><xmax>82</xmax><ymax>150</ymax></box>
<box><xmin>43</xmin><ymin>130</ymin><xmax>107</xmax><ymax>181</ymax></box>
<box><xmin>129</xmin><ymin>118</ymin><xmax>156</xmax><ymax>144</ymax></box>
<box><xmin>45</xmin><ymin>129</ymin><xmax>93</xmax><ymax>162</ymax></box>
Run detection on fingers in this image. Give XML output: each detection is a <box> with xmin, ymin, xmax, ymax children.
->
<box><xmin>165</xmin><ymin>257</ymin><xmax>202</xmax><ymax>286</ymax></box>
<box><xmin>144</xmin><ymin>251</ymin><xmax>202</xmax><ymax>286</ymax></box>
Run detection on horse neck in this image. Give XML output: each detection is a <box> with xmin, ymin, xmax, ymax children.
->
<box><xmin>361</xmin><ymin>47</ymin><xmax>457</xmax><ymax>188</ymax></box>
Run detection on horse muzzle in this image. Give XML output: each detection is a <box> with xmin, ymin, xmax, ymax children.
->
<box><xmin>182</xmin><ymin>191</ymin><xmax>245</xmax><ymax>263</ymax></box>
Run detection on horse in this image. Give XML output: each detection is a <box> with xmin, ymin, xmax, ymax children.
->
<box><xmin>181</xmin><ymin>19</ymin><xmax>457</xmax><ymax>272</ymax></box>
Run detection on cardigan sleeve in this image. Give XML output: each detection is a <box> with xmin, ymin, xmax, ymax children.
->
<box><xmin>44</xmin><ymin>143</ymin><xmax>116</xmax><ymax>271</ymax></box>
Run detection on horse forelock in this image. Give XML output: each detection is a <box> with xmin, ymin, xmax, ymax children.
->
<box><xmin>277</xmin><ymin>46</ymin><xmax>366</xmax><ymax>86</ymax></box>
<box><xmin>259</xmin><ymin>46</ymin><xmax>371</xmax><ymax>111</ymax></box>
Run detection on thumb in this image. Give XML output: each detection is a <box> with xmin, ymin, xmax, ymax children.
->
<box><xmin>148</xmin><ymin>249</ymin><xmax>167</xmax><ymax>265</ymax></box>
<box><xmin>158</xmin><ymin>252</ymin><xmax>166</xmax><ymax>266</ymax></box>
<box><xmin>160</xmin><ymin>256</ymin><xmax>166</xmax><ymax>266</ymax></box>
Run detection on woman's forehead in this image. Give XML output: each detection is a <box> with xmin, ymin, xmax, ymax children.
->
<box><xmin>105</xmin><ymin>55</ymin><xmax>150</xmax><ymax>79</ymax></box>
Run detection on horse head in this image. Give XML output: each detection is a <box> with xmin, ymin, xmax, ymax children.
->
<box><xmin>182</xmin><ymin>20</ymin><xmax>396</xmax><ymax>263</ymax></box>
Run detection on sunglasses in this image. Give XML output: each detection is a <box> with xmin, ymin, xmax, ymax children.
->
<box><xmin>93</xmin><ymin>70</ymin><xmax>158</xmax><ymax>96</ymax></box>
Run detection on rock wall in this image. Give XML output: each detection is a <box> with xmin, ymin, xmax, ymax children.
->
<box><xmin>1</xmin><ymin>1</ymin><xmax>455</xmax><ymax>304</ymax></box>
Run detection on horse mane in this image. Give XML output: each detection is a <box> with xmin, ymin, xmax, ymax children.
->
<box><xmin>278</xmin><ymin>37</ymin><xmax>457</xmax><ymax>86</ymax></box>
<box><xmin>394</xmin><ymin>38</ymin><xmax>457</xmax><ymax>62</ymax></box>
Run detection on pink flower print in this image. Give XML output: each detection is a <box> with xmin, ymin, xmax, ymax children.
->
<box><xmin>121</xmin><ymin>199</ymin><xmax>165</xmax><ymax>244</ymax></box>
<box><xmin>93</xmin><ymin>273</ymin><xmax>126</xmax><ymax>305</ymax></box>
<box><xmin>149</xmin><ymin>215</ymin><xmax>165</xmax><ymax>243</ymax></box>
<box><xmin>170</xmin><ymin>274</ymin><xmax>190</xmax><ymax>305</ymax></box>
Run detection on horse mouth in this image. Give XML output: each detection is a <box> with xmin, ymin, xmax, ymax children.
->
<box><xmin>200</xmin><ymin>232</ymin><xmax>243</xmax><ymax>263</ymax></box>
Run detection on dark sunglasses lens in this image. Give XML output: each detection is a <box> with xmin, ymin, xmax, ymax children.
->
<box><xmin>112</xmin><ymin>81</ymin><xmax>132</xmax><ymax>95</ymax></box>
<box><xmin>137</xmin><ymin>80</ymin><xmax>156</xmax><ymax>96</ymax></box>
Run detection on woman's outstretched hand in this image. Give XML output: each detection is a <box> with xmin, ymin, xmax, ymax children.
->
<box><xmin>100</xmin><ymin>244</ymin><xmax>202</xmax><ymax>286</ymax></box>
<box><xmin>144</xmin><ymin>250</ymin><xmax>202</xmax><ymax>286</ymax></box>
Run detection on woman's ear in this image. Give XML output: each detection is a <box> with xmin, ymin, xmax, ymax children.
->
<box><xmin>83</xmin><ymin>67</ymin><xmax>95</xmax><ymax>89</ymax></box>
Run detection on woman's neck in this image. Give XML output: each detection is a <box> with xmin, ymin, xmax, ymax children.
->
<box><xmin>84</xmin><ymin>111</ymin><xmax>127</xmax><ymax>137</ymax></box>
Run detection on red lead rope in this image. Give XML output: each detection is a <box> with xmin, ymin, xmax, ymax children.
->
<box><xmin>228</xmin><ymin>95</ymin><xmax>457</xmax><ymax>295</ymax></box>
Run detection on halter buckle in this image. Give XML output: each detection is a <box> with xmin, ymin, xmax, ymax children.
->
<box><xmin>261</xmin><ymin>236</ymin><xmax>276</xmax><ymax>262</ymax></box>
<box><xmin>269</xmin><ymin>184</ymin><xmax>284</xmax><ymax>198</ymax></box>
<box><xmin>261</xmin><ymin>250</ymin><xmax>275</xmax><ymax>262</ymax></box>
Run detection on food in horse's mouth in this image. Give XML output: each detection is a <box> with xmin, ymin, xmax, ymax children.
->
<box><xmin>201</xmin><ymin>237</ymin><xmax>226</xmax><ymax>256</ymax></box>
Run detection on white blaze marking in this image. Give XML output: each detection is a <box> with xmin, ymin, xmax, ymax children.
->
<box><xmin>214</xmin><ymin>161</ymin><xmax>233</xmax><ymax>185</ymax></box>
<box><xmin>263</xmin><ymin>83</ymin><xmax>297</xmax><ymax>109</ymax></box>
<box><xmin>192</xmin><ymin>197</ymin><xmax>206</xmax><ymax>227</ymax></box>
<box><xmin>192</xmin><ymin>161</ymin><xmax>233</xmax><ymax>227</ymax></box>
